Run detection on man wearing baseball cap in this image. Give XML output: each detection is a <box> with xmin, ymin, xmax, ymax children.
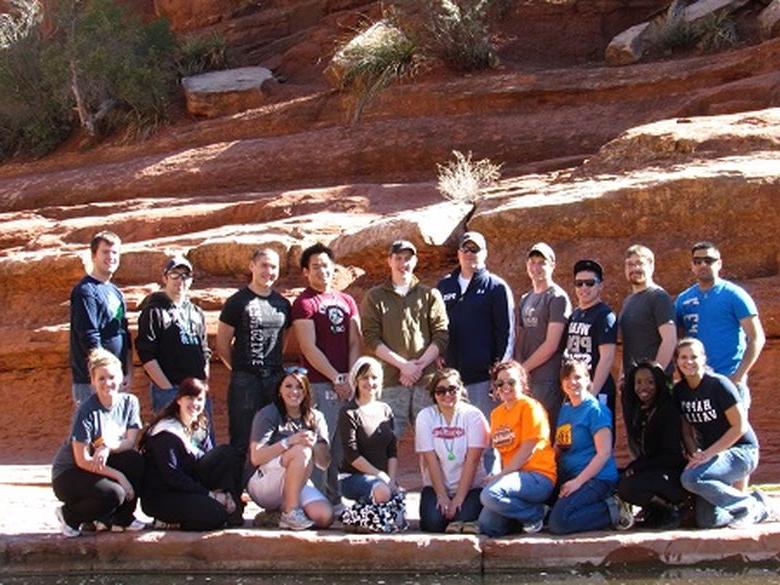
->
<box><xmin>517</xmin><ymin>242</ymin><xmax>571</xmax><ymax>432</ymax></box>
<box><xmin>136</xmin><ymin>254</ymin><xmax>213</xmax><ymax>432</ymax></box>
<box><xmin>564</xmin><ymin>259</ymin><xmax>618</xmax><ymax>419</ymax></box>
<box><xmin>437</xmin><ymin>231</ymin><xmax>513</xmax><ymax>470</ymax></box>
<box><xmin>361</xmin><ymin>239</ymin><xmax>449</xmax><ymax>440</ymax></box>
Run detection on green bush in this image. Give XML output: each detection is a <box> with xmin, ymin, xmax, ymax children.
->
<box><xmin>652</xmin><ymin>0</ymin><xmax>738</xmax><ymax>55</ymax></box>
<box><xmin>176</xmin><ymin>32</ymin><xmax>229</xmax><ymax>77</ymax></box>
<box><xmin>0</xmin><ymin>0</ymin><xmax>177</xmax><ymax>159</ymax></box>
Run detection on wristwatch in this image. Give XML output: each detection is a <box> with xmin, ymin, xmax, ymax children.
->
<box><xmin>280</xmin><ymin>437</ymin><xmax>289</xmax><ymax>451</ymax></box>
<box><xmin>335</xmin><ymin>374</ymin><xmax>347</xmax><ymax>385</ymax></box>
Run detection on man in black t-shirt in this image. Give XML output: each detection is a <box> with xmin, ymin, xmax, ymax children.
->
<box><xmin>564</xmin><ymin>259</ymin><xmax>617</xmax><ymax>419</ymax></box>
<box><xmin>217</xmin><ymin>248</ymin><xmax>291</xmax><ymax>459</ymax></box>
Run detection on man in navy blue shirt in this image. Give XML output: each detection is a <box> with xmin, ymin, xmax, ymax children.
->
<box><xmin>69</xmin><ymin>231</ymin><xmax>132</xmax><ymax>409</ymax></box>
<box><xmin>437</xmin><ymin>231</ymin><xmax>514</xmax><ymax>472</ymax></box>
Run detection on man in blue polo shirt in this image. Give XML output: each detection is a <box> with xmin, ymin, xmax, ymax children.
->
<box><xmin>675</xmin><ymin>241</ymin><xmax>765</xmax><ymax>409</ymax></box>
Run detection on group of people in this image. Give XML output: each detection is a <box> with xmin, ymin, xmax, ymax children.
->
<box><xmin>53</xmin><ymin>229</ymin><xmax>771</xmax><ymax>537</ymax></box>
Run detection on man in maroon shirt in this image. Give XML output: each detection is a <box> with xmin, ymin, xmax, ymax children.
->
<box><xmin>292</xmin><ymin>243</ymin><xmax>361</xmax><ymax>508</ymax></box>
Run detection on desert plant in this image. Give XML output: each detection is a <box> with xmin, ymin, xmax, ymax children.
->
<box><xmin>652</xmin><ymin>0</ymin><xmax>697</xmax><ymax>53</ymax></box>
<box><xmin>652</xmin><ymin>0</ymin><xmax>739</xmax><ymax>55</ymax></box>
<box><xmin>695</xmin><ymin>11</ymin><xmax>738</xmax><ymax>52</ymax></box>
<box><xmin>437</xmin><ymin>150</ymin><xmax>502</xmax><ymax>203</ymax></box>
<box><xmin>335</xmin><ymin>19</ymin><xmax>417</xmax><ymax>122</ymax></box>
<box><xmin>0</xmin><ymin>0</ymin><xmax>42</xmax><ymax>48</ymax></box>
<box><xmin>398</xmin><ymin>0</ymin><xmax>499</xmax><ymax>71</ymax></box>
<box><xmin>176</xmin><ymin>32</ymin><xmax>229</xmax><ymax>77</ymax></box>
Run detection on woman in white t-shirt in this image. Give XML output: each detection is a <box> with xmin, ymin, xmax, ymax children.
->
<box><xmin>415</xmin><ymin>368</ymin><xmax>489</xmax><ymax>533</ymax></box>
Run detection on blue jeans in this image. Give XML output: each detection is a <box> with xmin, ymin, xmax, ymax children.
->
<box><xmin>548</xmin><ymin>477</ymin><xmax>616</xmax><ymax>535</ymax></box>
<box><xmin>382</xmin><ymin>384</ymin><xmax>433</xmax><ymax>440</ymax></box>
<box><xmin>419</xmin><ymin>486</ymin><xmax>482</xmax><ymax>532</ymax></box>
<box><xmin>150</xmin><ymin>383</ymin><xmax>216</xmax><ymax>447</ymax></box>
<box><xmin>465</xmin><ymin>380</ymin><xmax>498</xmax><ymax>474</ymax></box>
<box><xmin>71</xmin><ymin>383</ymin><xmax>93</xmax><ymax>410</ymax></box>
<box><xmin>681</xmin><ymin>445</ymin><xmax>760</xmax><ymax>528</ymax></box>
<box><xmin>340</xmin><ymin>473</ymin><xmax>387</xmax><ymax>503</ymax></box>
<box><xmin>227</xmin><ymin>369</ymin><xmax>282</xmax><ymax>459</ymax></box>
<box><xmin>311</xmin><ymin>381</ymin><xmax>346</xmax><ymax>504</ymax></box>
<box><xmin>478</xmin><ymin>471</ymin><xmax>555</xmax><ymax>537</ymax></box>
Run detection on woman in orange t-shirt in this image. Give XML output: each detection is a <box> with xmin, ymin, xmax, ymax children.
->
<box><xmin>478</xmin><ymin>360</ymin><xmax>557</xmax><ymax>537</ymax></box>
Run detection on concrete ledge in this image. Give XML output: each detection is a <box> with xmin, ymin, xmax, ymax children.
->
<box><xmin>3</xmin><ymin>525</ymin><xmax>780</xmax><ymax>574</ymax></box>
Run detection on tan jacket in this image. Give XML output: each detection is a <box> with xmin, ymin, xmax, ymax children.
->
<box><xmin>360</xmin><ymin>277</ymin><xmax>449</xmax><ymax>388</ymax></box>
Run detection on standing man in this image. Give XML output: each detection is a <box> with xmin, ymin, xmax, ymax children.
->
<box><xmin>675</xmin><ymin>241</ymin><xmax>765</xmax><ymax>409</ymax></box>
<box><xmin>136</xmin><ymin>255</ymin><xmax>213</xmax><ymax>438</ymax></box>
<box><xmin>516</xmin><ymin>242</ymin><xmax>571</xmax><ymax>431</ymax></box>
<box><xmin>292</xmin><ymin>243</ymin><xmax>361</xmax><ymax>507</ymax></box>
<box><xmin>619</xmin><ymin>244</ymin><xmax>677</xmax><ymax>374</ymax></box>
<box><xmin>217</xmin><ymin>248</ymin><xmax>291</xmax><ymax>460</ymax></box>
<box><xmin>361</xmin><ymin>240</ymin><xmax>449</xmax><ymax>440</ymax></box>
<box><xmin>69</xmin><ymin>231</ymin><xmax>132</xmax><ymax>409</ymax></box>
<box><xmin>437</xmin><ymin>232</ymin><xmax>513</xmax><ymax>419</ymax></box>
<box><xmin>564</xmin><ymin>259</ymin><xmax>618</xmax><ymax>418</ymax></box>
<box><xmin>437</xmin><ymin>231</ymin><xmax>513</xmax><ymax>472</ymax></box>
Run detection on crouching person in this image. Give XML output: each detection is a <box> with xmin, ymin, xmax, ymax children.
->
<box><xmin>247</xmin><ymin>368</ymin><xmax>334</xmax><ymax>531</ymax></box>
<box><xmin>140</xmin><ymin>378</ymin><xmax>243</xmax><ymax>530</ymax></box>
<box><xmin>52</xmin><ymin>348</ymin><xmax>145</xmax><ymax>537</ymax></box>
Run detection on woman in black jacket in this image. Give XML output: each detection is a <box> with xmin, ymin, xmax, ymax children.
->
<box><xmin>617</xmin><ymin>361</ymin><xmax>687</xmax><ymax>529</ymax></box>
<box><xmin>140</xmin><ymin>378</ymin><xmax>243</xmax><ymax>530</ymax></box>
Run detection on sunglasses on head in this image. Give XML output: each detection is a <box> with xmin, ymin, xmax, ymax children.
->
<box><xmin>284</xmin><ymin>365</ymin><xmax>308</xmax><ymax>376</ymax></box>
<box><xmin>692</xmin><ymin>257</ymin><xmax>719</xmax><ymax>265</ymax></box>
<box><xmin>574</xmin><ymin>278</ymin><xmax>599</xmax><ymax>288</ymax></box>
<box><xmin>434</xmin><ymin>384</ymin><xmax>459</xmax><ymax>397</ymax></box>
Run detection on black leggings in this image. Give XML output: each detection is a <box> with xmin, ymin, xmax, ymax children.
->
<box><xmin>142</xmin><ymin>445</ymin><xmax>241</xmax><ymax>531</ymax></box>
<box><xmin>52</xmin><ymin>450</ymin><xmax>144</xmax><ymax>528</ymax></box>
<box><xmin>617</xmin><ymin>467</ymin><xmax>686</xmax><ymax>508</ymax></box>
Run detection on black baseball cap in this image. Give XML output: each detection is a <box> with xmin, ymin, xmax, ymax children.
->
<box><xmin>573</xmin><ymin>259</ymin><xmax>603</xmax><ymax>280</ymax></box>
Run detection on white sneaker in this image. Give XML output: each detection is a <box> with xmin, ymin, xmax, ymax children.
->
<box><xmin>111</xmin><ymin>519</ymin><xmax>146</xmax><ymax>532</ymax></box>
<box><xmin>55</xmin><ymin>506</ymin><xmax>80</xmax><ymax>538</ymax></box>
<box><xmin>279</xmin><ymin>508</ymin><xmax>314</xmax><ymax>531</ymax></box>
<box><xmin>613</xmin><ymin>496</ymin><xmax>635</xmax><ymax>531</ymax></box>
<box><xmin>523</xmin><ymin>518</ymin><xmax>543</xmax><ymax>534</ymax></box>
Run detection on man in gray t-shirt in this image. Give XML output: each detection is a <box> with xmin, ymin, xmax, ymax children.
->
<box><xmin>618</xmin><ymin>245</ymin><xmax>676</xmax><ymax>376</ymax></box>
<box><xmin>516</xmin><ymin>243</ymin><xmax>571</xmax><ymax>431</ymax></box>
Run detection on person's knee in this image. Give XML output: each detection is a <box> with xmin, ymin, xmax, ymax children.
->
<box><xmin>371</xmin><ymin>481</ymin><xmax>392</xmax><ymax>504</ymax></box>
<box><xmin>480</xmin><ymin>485</ymin><xmax>499</xmax><ymax>509</ymax></box>
<box><xmin>306</xmin><ymin>501</ymin><xmax>334</xmax><ymax>529</ymax></box>
<box><xmin>680</xmin><ymin>468</ymin><xmax>699</xmax><ymax>492</ymax></box>
<box><xmin>285</xmin><ymin>444</ymin><xmax>313</xmax><ymax>467</ymax></box>
<box><xmin>546</xmin><ymin>503</ymin><xmax>569</xmax><ymax>534</ymax></box>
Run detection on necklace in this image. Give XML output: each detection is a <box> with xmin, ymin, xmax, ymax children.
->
<box><xmin>438</xmin><ymin>408</ymin><xmax>459</xmax><ymax>461</ymax></box>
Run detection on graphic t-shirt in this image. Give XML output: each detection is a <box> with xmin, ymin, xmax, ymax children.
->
<box><xmin>219</xmin><ymin>287</ymin><xmax>291</xmax><ymax>374</ymax></box>
<box><xmin>518</xmin><ymin>284</ymin><xmax>571</xmax><ymax>385</ymax></box>
<box><xmin>291</xmin><ymin>288</ymin><xmax>358</xmax><ymax>383</ymax></box>
<box><xmin>489</xmin><ymin>396</ymin><xmax>557</xmax><ymax>484</ymax></box>
<box><xmin>564</xmin><ymin>301</ymin><xmax>617</xmax><ymax>395</ymax></box>
<box><xmin>673</xmin><ymin>372</ymin><xmax>757</xmax><ymax>450</ymax></box>
<box><xmin>415</xmin><ymin>403</ymin><xmax>489</xmax><ymax>492</ymax></box>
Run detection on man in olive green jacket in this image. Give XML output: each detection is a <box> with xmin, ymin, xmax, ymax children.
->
<box><xmin>360</xmin><ymin>240</ymin><xmax>449</xmax><ymax>440</ymax></box>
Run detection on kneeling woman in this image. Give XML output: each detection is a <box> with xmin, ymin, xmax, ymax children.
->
<box><xmin>415</xmin><ymin>368</ymin><xmax>489</xmax><ymax>533</ymax></box>
<box><xmin>140</xmin><ymin>378</ymin><xmax>243</xmax><ymax>530</ymax></box>
<box><xmin>338</xmin><ymin>356</ymin><xmax>399</xmax><ymax>504</ymax></box>
<box><xmin>478</xmin><ymin>360</ymin><xmax>557</xmax><ymax>537</ymax></box>
<box><xmin>247</xmin><ymin>368</ymin><xmax>334</xmax><ymax>531</ymax></box>
<box><xmin>51</xmin><ymin>348</ymin><xmax>145</xmax><ymax>537</ymax></box>
<box><xmin>548</xmin><ymin>359</ymin><xmax>629</xmax><ymax>534</ymax></box>
<box><xmin>674</xmin><ymin>338</ymin><xmax>768</xmax><ymax>528</ymax></box>
<box><xmin>617</xmin><ymin>361</ymin><xmax>686</xmax><ymax>529</ymax></box>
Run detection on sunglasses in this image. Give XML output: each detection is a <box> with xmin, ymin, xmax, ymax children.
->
<box><xmin>459</xmin><ymin>246</ymin><xmax>481</xmax><ymax>254</ymax></box>
<box><xmin>434</xmin><ymin>384</ymin><xmax>459</xmax><ymax>397</ymax></box>
<box><xmin>692</xmin><ymin>257</ymin><xmax>719</xmax><ymax>265</ymax></box>
<box><xmin>167</xmin><ymin>272</ymin><xmax>192</xmax><ymax>280</ymax></box>
<box><xmin>493</xmin><ymin>379</ymin><xmax>518</xmax><ymax>391</ymax></box>
<box><xmin>284</xmin><ymin>365</ymin><xmax>308</xmax><ymax>376</ymax></box>
<box><xmin>574</xmin><ymin>279</ymin><xmax>599</xmax><ymax>288</ymax></box>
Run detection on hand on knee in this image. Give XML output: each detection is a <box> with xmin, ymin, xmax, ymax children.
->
<box><xmin>282</xmin><ymin>444</ymin><xmax>313</xmax><ymax>467</ymax></box>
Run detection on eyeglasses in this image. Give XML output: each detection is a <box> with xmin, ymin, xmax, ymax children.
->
<box><xmin>574</xmin><ymin>279</ymin><xmax>599</xmax><ymax>288</ymax></box>
<box><xmin>459</xmin><ymin>246</ymin><xmax>481</xmax><ymax>254</ymax></box>
<box><xmin>167</xmin><ymin>272</ymin><xmax>192</xmax><ymax>280</ymax></box>
<box><xmin>434</xmin><ymin>384</ymin><xmax>459</xmax><ymax>397</ymax></box>
<box><xmin>284</xmin><ymin>365</ymin><xmax>308</xmax><ymax>376</ymax></box>
<box><xmin>692</xmin><ymin>257</ymin><xmax>719</xmax><ymax>265</ymax></box>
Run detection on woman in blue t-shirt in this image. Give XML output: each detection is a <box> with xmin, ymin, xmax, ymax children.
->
<box><xmin>51</xmin><ymin>349</ymin><xmax>145</xmax><ymax>537</ymax></box>
<box><xmin>548</xmin><ymin>359</ymin><xmax>633</xmax><ymax>534</ymax></box>
<box><xmin>674</xmin><ymin>337</ymin><xmax>769</xmax><ymax>528</ymax></box>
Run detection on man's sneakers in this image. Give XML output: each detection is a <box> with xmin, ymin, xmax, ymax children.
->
<box><xmin>111</xmin><ymin>518</ymin><xmax>147</xmax><ymax>532</ymax></box>
<box><xmin>55</xmin><ymin>506</ymin><xmax>80</xmax><ymax>538</ymax></box>
<box><xmin>279</xmin><ymin>508</ymin><xmax>314</xmax><ymax>531</ymax></box>
<box><xmin>729</xmin><ymin>489</ymin><xmax>773</xmax><ymax>529</ymax></box>
<box><xmin>612</xmin><ymin>496</ymin><xmax>636</xmax><ymax>531</ymax></box>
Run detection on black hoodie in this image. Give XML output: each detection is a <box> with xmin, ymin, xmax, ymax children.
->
<box><xmin>136</xmin><ymin>292</ymin><xmax>210</xmax><ymax>385</ymax></box>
